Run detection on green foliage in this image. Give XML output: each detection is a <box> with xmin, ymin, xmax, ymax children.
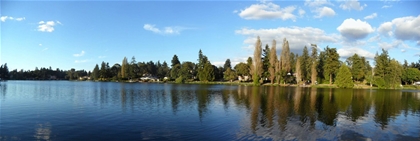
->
<box><xmin>175</xmin><ymin>76</ymin><xmax>185</xmax><ymax>83</ymax></box>
<box><xmin>335</xmin><ymin>64</ymin><xmax>354</xmax><ymax>88</ymax></box>
<box><xmin>323</xmin><ymin>47</ymin><xmax>340</xmax><ymax>85</ymax></box>
<box><xmin>262</xmin><ymin>44</ymin><xmax>270</xmax><ymax>79</ymax></box>
<box><xmin>234</xmin><ymin>62</ymin><xmax>249</xmax><ymax>77</ymax></box>
<box><xmin>374</xmin><ymin>77</ymin><xmax>386</xmax><ymax>89</ymax></box>
<box><xmin>180</xmin><ymin>61</ymin><xmax>195</xmax><ymax>81</ymax></box>
<box><xmin>269</xmin><ymin>39</ymin><xmax>277</xmax><ymax>84</ymax></box>
<box><xmin>121</xmin><ymin>57</ymin><xmax>129</xmax><ymax>79</ymax></box>
<box><xmin>0</xmin><ymin>63</ymin><xmax>10</xmax><ymax>80</ymax></box>
<box><xmin>374</xmin><ymin>49</ymin><xmax>403</xmax><ymax>89</ymax></box>
<box><xmin>223</xmin><ymin>59</ymin><xmax>231</xmax><ymax>71</ymax></box>
<box><xmin>252</xmin><ymin>36</ymin><xmax>263</xmax><ymax>85</ymax></box>
<box><xmin>170</xmin><ymin>64</ymin><xmax>181</xmax><ymax>80</ymax></box>
<box><xmin>197</xmin><ymin>50</ymin><xmax>215</xmax><ymax>82</ymax></box>
<box><xmin>224</xmin><ymin>68</ymin><xmax>236</xmax><ymax>82</ymax></box>
<box><xmin>310</xmin><ymin>45</ymin><xmax>318</xmax><ymax>85</ymax></box>
<box><xmin>346</xmin><ymin>54</ymin><xmax>367</xmax><ymax>82</ymax></box>
<box><xmin>300</xmin><ymin>46</ymin><xmax>311</xmax><ymax>81</ymax></box>
<box><xmin>198</xmin><ymin>60</ymin><xmax>215</xmax><ymax>82</ymax></box>
<box><xmin>402</xmin><ymin>68</ymin><xmax>420</xmax><ymax>84</ymax></box>
<box><xmin>91</xmin><ymin>64</ymin><xmax>100</xmax><ymax>80</ymax></box>
<box><xmin>171</xmin><ymin>55</ymin><xmax>180</xmax><ymax>67</ymax></box>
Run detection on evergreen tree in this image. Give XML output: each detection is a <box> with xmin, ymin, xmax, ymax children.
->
<box><xmin>336</xmin><ymin>64</ymin><xmax>354</xmax><ymax>88</ymax></box>
<box><xmin>198</xmin><ymin>56</ymin><xmax>215</xmax><ymax>82</ymax></box>
<box><xmin>223</xmin><ymin>59</ymin><xmax>232</xmax><ymax>72</ymax></box>
<box><xmin>300</xmin><ymin>46</ymin><xmax>311</xmax><ymax>82</ymax></box>
<box><xmin>246</xmin><ymin>57</ymin><xmax>253</xmax><ymax>78</ymax></box>
<box><xmin>0</xmin><ymin>63</ymin><xmax>10</xmax><ymax>80</ymax></box>
<box><xmin>317</xmin><ymin>51</ymin><xmax>326</xmax><ymax>83</ymax></box>
<box><xmin>100</xmin><ymin>61</ymin><xmax>107</xmax><ymax>80</ymax></box>
<box><xmin>171</xmin><ymin>55</ymin><xmax>180</xmax><ymax>67</ymax></box>
<box><xmin>389</xmin><ymin>59</ymin><xmax>402</xmax><ymax>89</ymax></box>
<box><xmin>129</xmin><ymin>56</ymin><xmax>138</xmax><ymax>79</ymax></box>
<box><xmin>323</xmin><ymin>47</ymin><xmax>340</xmax><ymax>85</ymax></box>
<box><xmin>346</xmin><ymin>54</ymin><xmax>364</xmax><ymax>82</ymax></box>
<box><xmin>170</xmin><ymin>55</ymin><xmax>181</xmax><ymax>80</ymax></box>
<box><xmin>91</xmin><ymin>64</ymin><xmax>100</xmax><ymax>80</ymax></box>
<box><xmin>374</xmin><ymin>49</ymin><xmax>391</xmax><ymax>88</ymax></box>
<box><xmin>295</xmin><ymin>55</ymin><xmax>302</xmax><ymax>84</ymax></box>
<box><xmin>262</xmin><ymin>44</ymin><xmax>270</xmax><ymax>80</ymax></box>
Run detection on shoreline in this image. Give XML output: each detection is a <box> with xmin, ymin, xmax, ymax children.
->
<box><xmin>4</xmin><ymin>79</ymin><xmax>420</xmax><ymax>90</ymax></box>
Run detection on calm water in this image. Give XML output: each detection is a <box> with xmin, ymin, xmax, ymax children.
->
<box><xmin>0</xmin><ymin>81</ymin><xmax>419</xmax><ymax>141</ymax></box>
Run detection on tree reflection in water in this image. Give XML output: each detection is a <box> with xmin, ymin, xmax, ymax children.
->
<box><xmin>232</xmin><ymin>86</ymin><xmax>420</xmax><ymax>140</ymax></box>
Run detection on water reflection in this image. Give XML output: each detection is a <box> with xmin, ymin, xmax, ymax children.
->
<box><xmin>2</xmin><ymin>81</ymin><xmax>419</xmax><ymax>140</ymax></box>
<box><xmin>232</xmin><ymin>86</ymin><xmax>420</xmax><ymax>140</ymax></box>
<box><xmin>0</xmin><ymin>82</ymin><xmax>6</xmax><ymax>100</ymax></box>
<box><xmin>34</xmin><ymin>123</ymin><xmax>52</xmax><ymax>141</ymax></box>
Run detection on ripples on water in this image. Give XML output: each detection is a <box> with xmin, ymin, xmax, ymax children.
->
<box><xmin>0</xmin><ymin>81</ymin><xmax>419</xmax><ymax>140</ymax></box>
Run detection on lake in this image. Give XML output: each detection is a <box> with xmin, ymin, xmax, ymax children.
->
<box><xmin>0</xmin><ymin>81</ymin><xmax>419</xmax><ymax>141</ymax></box>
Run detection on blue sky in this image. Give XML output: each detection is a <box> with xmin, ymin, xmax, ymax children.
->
<box><xmin>1</xmin><ymin>0</ymin><xmax>419</xmax><ymax>71</ymax></box>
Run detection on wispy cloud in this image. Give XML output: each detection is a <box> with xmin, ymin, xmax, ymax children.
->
<box><xmin>144</xmin><ymin>24</ymin><xmax>188</xmax><ymax>35</ymax></box>
<box><xmin>98</xmin><ymin>56</ymin><xmax>106</xmax><ymax>59</ymax></box>
<box><xmin>73</xmin><ymin>51</ymin><xmax>85</xmax><ymax>57</ymax></box>
<box><xmin>382</xmin><ymin>5</ymin><xmax>392</xmax><ymax>8</ymax></box>
<box><xmin>39</xmin><ymin>44</ymin><xmax>42</xmax><ymax>46</ymax></box>
<box><xmin>38</xmin><ymin>21</ymin><xmax>62</xmax><ymax>32</ymax></box>
<box><xmin>339</xmin><ymin>0</ymin><xmax>366</xmax><ymax>11</ymax></box>
<box><xmin>314</xmin><ymin>6</ymin><xmax>336</xmax><ymax>18</ymax></box>
<box><xmin>1</xmin><ymin>16</ymin><xmax>25</xmax><ymax>22</ymax></box>
<box><xmin>42</xmin><ymin>48</ymin><xmax>48</xmax><ymax>52</ymax></box>
<box><xmin>237</xmin><ymin>1</ymin><xmax>297</xmax><ymax>21</ymax></box>
<box><xmin>364</xmin><ymin>13</ymin><xmax>377</xmax><ymax>20</ymax></box>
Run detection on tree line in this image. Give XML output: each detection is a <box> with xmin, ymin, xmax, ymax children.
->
<box><xmin>1</xmin><ymin>36</ymin><xmax>420</xmax><ymax>89</ymax></box>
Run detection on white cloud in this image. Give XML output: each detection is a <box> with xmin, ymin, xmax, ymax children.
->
<box><xmin>39</xmin><ymin>44</ymin><xmax>42</xmax><ymax>46</ymax></box>
<box><xmin>298</xmin><ymin>8</ymin><xmax>306</xmax><ymax>17</ymax></box>
<box><xmin>0</xmin><ymin>16</ymin><xmax>7</xmax><ymax>22</ymax></box>
<box><xmin>378</xmin><ymin>22</ymin><xmax>393</xmax><ymax>37</ymax></box>
<box><xmin>42</xmin><ymin>48</ymin><xmax>48</xmax><ymax>52</ymax></box>
<box><xmin>98</xmin><ymin>56</ymin><xmax>106</xmax><ymax>59</ymax></box>
<box><xmin>73</xmin><ymin>51</ymin><xmax>85</xmax><ymax>57</ymax></box>
<box><xmin>75</xmin><ymin>60</ymin><xmax>89</xmax><ymax>63</ymax></box>
<box><xmin>235</xmin><ymin>26</ymin><xmax>339</xmax><ymax>53</ymax></box>
<box><xmin>381</xmin><ymin>5</ymin><xmax>392</xmax><ymax>8</ymax></box>
<box><xmin>392</xmin><ymin>15</ymin><xmax>420</xmax><ymax>42</ymax></box>
<box><xmin>38</xmin><ymin>21</ymin><xmax>61</xmax><ymax>32</ymax></box>
<box><xmin>15</xmin><ymin>17</ymin><xmax>25</xmax><ymax>21</ymax></box>
<box><xmin>340</xmin><ymin>0</ymin><xmax>366</xmax><ymax>11</ymax></box>
<box><xmin>337</xmin><ymin>18</ymin><xmax>374</xmax><ymax>41</ymax></box>
<box><xmin>1</xmin><ymin>16</ymin><xmax>25</xmax><ymax>22</ymax></box>
<box><xmin>377</xmin><ymin>15</ymin><xmax>420</xmax><ymax>43</ymax></box>
<box><xmin>304</xmin><ymin>0</ymin><xmax>333</xmax><ymax>7</ymax></box>
<box><xmin>314</xmin><ymin>6</ymin><xmax>335</xmax><ymax>18</ymax></box>
<box><xmin>378</xmin><ymin>40</ymin><xmax>402</xmax><ymax>50</ymax></box>
<box><xmin>364</xmin><ymin>13</ymin><xmax>377</xmax><ymax>20</ymax></box>
<box><xmin>337</xmin><ymin>47</ymin><xmax>375</xmax><ymax>59</ymax></box>
<box><xmin>237</xmin><ymin>1</ymin><xmax>297</xmax><ymax>21</ymax></box>
<box><xmin>143</xmin><ymin>24</ymin><xmax>185</xmax><ymax>35</ymax></box>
